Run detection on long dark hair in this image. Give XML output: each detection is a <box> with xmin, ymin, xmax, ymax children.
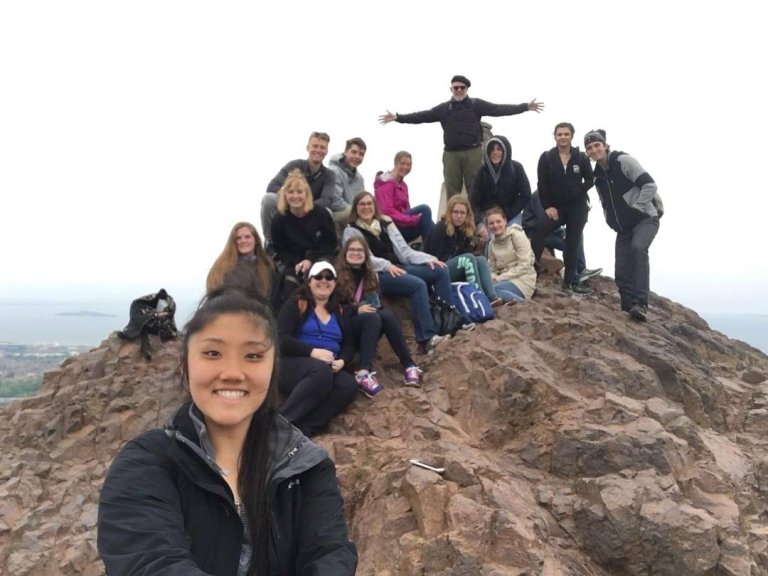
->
<box><xmin>335</xmin><ymin>237</ymin><xmax>379</xmax><ymax>303</ymax></box>
<box><xmin>292</xmin><ymin>263</ymin><xmax>343</xmax><ymax>313</ymax></box>
<box><xmin>181</xmin><ymin>289</ymin><xmax>278</xmax><ymax>576</ymax></box>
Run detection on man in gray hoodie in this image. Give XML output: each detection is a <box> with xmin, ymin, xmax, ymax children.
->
<box><xmin>327</xmin><ymin>137</ymin><xmax>367</xmax><ymax>233</ymax></box>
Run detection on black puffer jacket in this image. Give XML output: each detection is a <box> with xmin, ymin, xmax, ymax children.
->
<box><xmin>470</xmin><ymin>136</ymin><xmax>531</xmax><ymax>224</ymax></box>
<box><xmin>97</xmin><ymin>402</ymin><xmax>357</xmax><ymax>576</ymax></box>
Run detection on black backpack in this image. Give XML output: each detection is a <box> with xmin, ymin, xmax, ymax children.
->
<box><xmin>117</xmin><ymin>288</ymin><xmax>178</xmax><ymax>360</ymax></box>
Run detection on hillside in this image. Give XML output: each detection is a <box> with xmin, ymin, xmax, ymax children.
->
<box><xmin>2</xmin><ymin>273</ymin><xmax>767</xmax><ymax>575</ymax></box>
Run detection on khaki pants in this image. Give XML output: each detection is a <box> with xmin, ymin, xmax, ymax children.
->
<box><xmin>442</xmin><ymin>146</ymin><xmax>483</xmax><ymax>199</ymax></box>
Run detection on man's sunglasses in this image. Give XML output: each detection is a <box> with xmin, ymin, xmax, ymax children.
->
<box><xmin>451</xmin><ymin>85</ymin><xmax>467</xmax><ymax>91</ymax></box>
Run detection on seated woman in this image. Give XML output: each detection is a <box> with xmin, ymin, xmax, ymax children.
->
<box><xmin>206</xmin><ymin>221</ymin><xmax>281</xmax><ymax>310</ymax></box>
<box><xmin>470</xmin><ymin>135</ymin><xmax>532</xmax><ymax>241</ymax></box>
<box><xmin>98</xmin><ymin>289</ymin><xmax>357</xmax><ymax>575</ymax></box>
<box><xmin>271</xmin><ymin>169</ymin><xmax>338</xmax><ymax>300</ymax></box>
<box><xmin>342</xmin><ymin>192</ymin><xmax>473</xmax><ymax>356</ymax></box>
<box><xmin>425</xmin><ymin>195</ymin><xmax>501</xmax><ymax>306</ymax></box>
<box><xmin>374</xmin><ymin>151</ymin><xmax>434</xmax><ymax>244</ymax></box>
<box><xmin>277</xmin><ymin>261</ymin><xmax>358</xmax><ymax>437</ymax></box>
<box><xmin>336</xmin><ymin>237</ymin><xmax>423</xmax><ymax>393</ymax></box>
<box><xmin>485</xmin><ymin>207</ymin><xmax>537</xmax><ymax>303</ymax></box>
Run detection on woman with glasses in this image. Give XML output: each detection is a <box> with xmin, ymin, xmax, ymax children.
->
<box><xmin>342</xmin><ymin>192</ymin><xmax>475</xmax><ymax>355</ymax></box>
<box><xmin>425</xmin><ymin>196</ymin><xmax>501</xmax><ymax>305</ymax></box>
<box><xmin>271</xmin><ymin>169</ymin><xmax>338</xmax><ymax>300</ymax></box>
<box><xmin>276</xmin><ymin>261</ymin><xmax>357</xmax><ymax>437</ymax></box>
<box><xmin>373</xmin><ymin>151</ymin><xmax>434</xmax><ymax>245</ymax></box>
<box><xmin>336</xmin><ymin>237</ymin><xmax>423</xmax><ymax>392</ymax></box>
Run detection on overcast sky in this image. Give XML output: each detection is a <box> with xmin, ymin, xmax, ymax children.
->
<box><xmin>1</xmin><ymin>1</ymin><xmax>765</xmax><ymax>315</ymax></box>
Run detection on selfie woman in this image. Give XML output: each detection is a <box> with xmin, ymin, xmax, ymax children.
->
<box><xmin>97</xmin><ymin>289</ymin><xmax>357</xmax><ymax>575</ymax></box>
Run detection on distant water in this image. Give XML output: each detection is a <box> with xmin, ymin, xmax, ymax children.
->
<box><xmin>0</xmin><ymin>300</ymin><xmax>766</xmax><ymax>355</ymax></box>
<box><xmin>704</xmin><ymin>313</ymin><xmax>768</xmax><ymax>355</ymax></box>
<box><xmin>0</xmin><ymin>300</ymin><xmax>196</xmax><ymax>347</ymax></box>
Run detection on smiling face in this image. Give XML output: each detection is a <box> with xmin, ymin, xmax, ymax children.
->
<box><xmin>309</xmin><ymin>269</ymin><xmax>336</xmax><ymax>301</ymax></box>
<box><xmin>585</xmin><ymin>141</ymin><xmax>609</xmax><ymax>164</ymax></box>
<box><xmin>450</xmin><ymin>201</ymin><xmax>469</xmax><ymax>228</ymax></box>
<box><xmin>344</xmin><ymin>144</ymin><xmax>365</xmax><ymax>169</ymax></box>
<box><xmin>355</xmin><ymin>194</ymin><xmax>376</xmax><ymax>223</ymax></box>
<box><xmin>235</xmin><ymin>226</ymin><xmax>256</xmax><ymax>256</ymax></box>
<box><xmin>345</xmin><ymin>240</ymin><xmax>367</xmax><ymax>267</ymax></box>
<box><xmin>486</xmin><ymin>212</ymin><xmax>507</xmax><ymax>236</ymax></box>
<box><xmin>285</xmin><ymin>185</ymin><xmax>308</xmax><ymax>211</ymax></box>
<box><xmin>306</xmin><ymin>136</ymin><xmax>329</xmax><ymax>166</ymax></box>
<box><xmin>450</xmin><ymin>83</ymin><xmax>468</xmax><ymax>102</ymax></box>
<box><xmin>555</xmin><ymin>127</ymin><xmax>574</xmax><ymax>149</ymax></box>
<box><xmin>186</xmin><ymin>313</ymin><xmax>274</xmax><ymax>439</ymax></box>
<box><xmin>394</xmin><ymin>156</ymin><xmax>412</xmax><ymax>179</ymax></box>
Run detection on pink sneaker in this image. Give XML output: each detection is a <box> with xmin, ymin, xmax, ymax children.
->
<box><xmin>355</xmin><ymin>370</ymin><xmax>382</xmax><ymax>398</ymax></box>
<box><xmin>403</xmin><ymin>365</ymin><xmax>422</xmax><ymax>388</ymax></box>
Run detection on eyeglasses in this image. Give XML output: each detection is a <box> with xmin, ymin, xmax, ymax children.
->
<box><xmin>312</xmin><ymin>272</ymin><xmax>336</xmax><ymax>281</ymax></box>
<box><xmin>357</xmin><ymin>201</ymin><xmax>374</xmax><ymax>207</ymax></box>
<box><xmin>347</xmin><ymin>248</ymin><xmax>366</xmax><ymax>253</ymax></box>
<box><xmin>451</xmin><ymin>85</ymin><xmax>467</xmax><ymax>91</ymax></box>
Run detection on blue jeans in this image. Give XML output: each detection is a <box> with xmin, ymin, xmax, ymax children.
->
<box><xmin>400</xmin><ymin>205</ymin><xmax>435</xmax><ymax>243</ymax></box>
<box><xmin>446</xmin><ymin>254</ymin><xmax>497</xmax><ymax>300</ymax></box>
<box><xmin>378</xmin><ymin>271</ymin><xmax>436</xmax><ymax>342</ymax></box>
<box><xmin>494</xmin><ymin>280</ymin><xmax>525</xmax><ymax>302</ymax></box>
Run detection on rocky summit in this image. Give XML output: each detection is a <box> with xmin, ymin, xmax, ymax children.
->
<box><xmin>2</xmin><ymin>273</ymin><xmax>768</xmax><ymax>576</ymax></box>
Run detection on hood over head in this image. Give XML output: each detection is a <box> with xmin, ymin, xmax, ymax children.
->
<box><xmin>483</xmin><ymin>135</ymin><xmax>514</xmax><ymax>184</ymax></box>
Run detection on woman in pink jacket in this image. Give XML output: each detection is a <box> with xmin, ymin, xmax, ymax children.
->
<box><xmin>374</xmin><ymin>151</ymin><xmax>435</xmax><ymax>244</ymax></box>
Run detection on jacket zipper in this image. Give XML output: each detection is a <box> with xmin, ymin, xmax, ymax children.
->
<box><xmin>602</xmin><ymin>169</ymin><xmax>623</xmax><ymax>233</ymax></box>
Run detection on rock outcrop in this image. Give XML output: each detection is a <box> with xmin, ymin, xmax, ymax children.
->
<box><xmin>2</xmin><ymin>274</ymin><xmax>767</xmax><ymax>575</ymax></box>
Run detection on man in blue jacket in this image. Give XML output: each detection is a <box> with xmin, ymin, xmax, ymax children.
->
<box><xmin>379</xmin><ymin>75</ymin><xmax>543</xmax><ymax>199</ymax></box>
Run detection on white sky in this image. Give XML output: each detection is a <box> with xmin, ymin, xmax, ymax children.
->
<box><xmin>1</xmin><ymin>1</ymin><xmax>766</xmax><ymax>314</ymax></box>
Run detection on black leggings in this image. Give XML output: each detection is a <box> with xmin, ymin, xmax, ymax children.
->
<box><xmin>351</xmin><ymin>309</ymin><xmax>414</xmax><ymax>370</ymax></box>
<box><xmin>530</xmin><ymin>199</ymin><xmax>588</xmax><ymax>285</ymax></box>
<box><xmin>278</xmin><ymin>357</ymin><xmax>357</xmax><ymax>437</ymax></box>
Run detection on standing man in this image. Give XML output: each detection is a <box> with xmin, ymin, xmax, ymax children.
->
<box><xmin>327</xmin><ymin>137</ymin><xmax>367</xmax><ymax>234</ymax></box>
<box><xmin>531</xmin><ymin>122</ymin><xmax>594</xmax><ymax>295</ymax></box>
<box><xmin>260</xmin><ymin>131</ymin><xmax>336</xmax><ymax>247</ymax></box>
<box><xmin>379</xmin><ymin>75</ymin><xmax>544</xmax><ymax>199</ymax></box>
<box><xmin>585</xmin><ymin>129</ymin><xmax>663</xmax><ymax>322</ymax></box>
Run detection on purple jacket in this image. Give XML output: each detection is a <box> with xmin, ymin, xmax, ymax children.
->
<box><xmin>373</xmin><ymin>171</ymin><xmax>420</xmax><ymax>228</ymax></box>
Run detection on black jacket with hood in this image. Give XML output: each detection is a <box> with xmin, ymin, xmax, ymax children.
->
<box><xmin>470</xmin><ymin>136</ymin><xmax>531</xmax><ymax>224</ymax></box>
<box><xmin>97</xmin><ymin>402</ymin><xmax>357</xmax><ymax>576</ymax></box>
<box><xmin>536</xmin><ymin>146</ymin><xmax>594</xmax><ymax>209</ymax></box>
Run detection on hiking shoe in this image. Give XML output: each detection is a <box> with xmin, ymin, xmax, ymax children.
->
<box><xmin>578</xmin><ymin>267</ymin><xmax>603</xmax><ymax>283</ymax></box>
<box><xmin>404</xmin><ymin>365</ymin><xmax>423</xmax><ymax>387</ymax></box>
<box><xmin>460</xmin><ymin>322</ymin><xmax>476</xmax><ymax>332</ymax></box>
<box><xmin>629</xmin><ymin>304</ymin><xmax>648</xmax><ymax>322</ymax></box>
<box><xmin>490</xmin><ymin>297</ymin><xmax>504</xmax><ymax>308</ymax></box>
<box><xmin>355</xmin><ymin>370</ymin><xmax>382</xmax><ymax>398</ymax></box>
<box><xmin>562</xmin><ymin>281</ymin><xmax>594</xmax><ymax>295</ymax></box>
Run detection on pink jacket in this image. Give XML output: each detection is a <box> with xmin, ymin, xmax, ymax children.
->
<box><xmin>374</xmin><ymin>171</ymin><xmax>421</xmax><ymax>228</ymax></box>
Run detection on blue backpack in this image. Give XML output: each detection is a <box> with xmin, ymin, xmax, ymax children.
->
<box><xmin>450</xmin><ymin>282</ymin><xmax>494</xmax><ymax>323</ymax></box>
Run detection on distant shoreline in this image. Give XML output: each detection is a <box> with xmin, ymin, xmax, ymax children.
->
<box><xmin>55</xmin><ymin>311</ymin><xmax>117</xmax><ymax>317</ymax></box>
